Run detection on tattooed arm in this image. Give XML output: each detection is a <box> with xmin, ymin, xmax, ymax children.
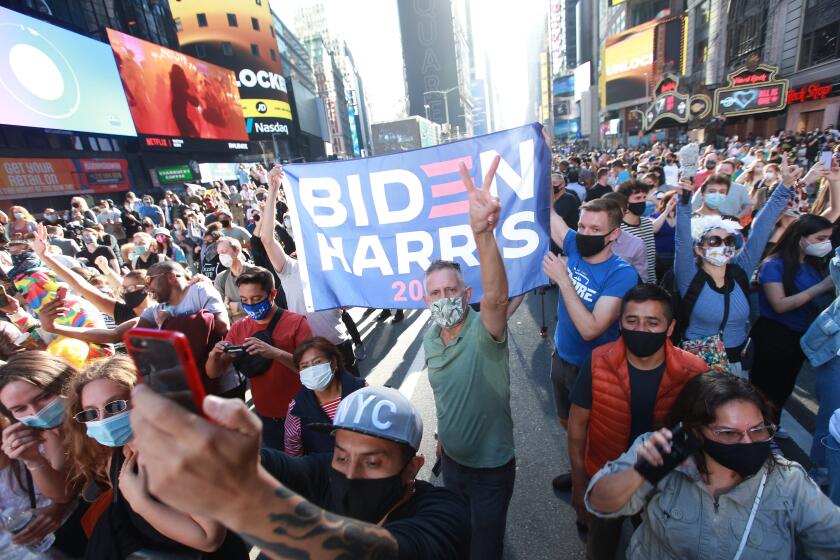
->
<box><xmin>232</xmin><ymin>469</ymin><xmax>398</xmax><ymax>560</ymax></box>
<box><xmin>129</xmin><ymin>386</ymin><xmax>399</xmax><ymax>560</ymax></box>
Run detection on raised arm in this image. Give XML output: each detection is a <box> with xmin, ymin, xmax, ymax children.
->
<box><xmin>460</xmin><ymin>156</ymin><xmax>507</xmax><ymax>340</ymax></box>
<box><xmin>259</xmin><ymin>166</ymin><xmax>288</xmax><ymax>275</ymax></box>
<box><xmin>130</xmin><ymin>388</ymin><xmax>401</xmax><ymax>560</ymax></box>
<box><xmin>39</xmin><ymin>302</ymin><xmax>140</xmax><ymax>344</ymax></box>
<box><xmin>651</xmin><ymin>197</ymin><xmax>676</xmax><ymax>233</ymax></box>
<box><xmin>32</xmin><ymin>225</ymin><xmax>119</xmax><ymax>317</ymax></box>
<box><xmin>674</xmin><ymin>180</ymin><xmax>695</xmax><ymax>295</ymax></box>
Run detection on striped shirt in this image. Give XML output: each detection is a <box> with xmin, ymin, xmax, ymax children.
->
<box><xmin>621</xmin><ymin>216</ymin><xmax>656</xmax><ymax>283</ymax></box>
<box><xmin>283</xmin><ymin>397</ymin><xmax>341</xmax><ymax>457</ymax></box>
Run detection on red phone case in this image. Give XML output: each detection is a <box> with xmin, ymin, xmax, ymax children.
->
<box><xmin>123</xmin><ymin>328</ymin><xmax>207</xmax><ymax>414</ymax></box>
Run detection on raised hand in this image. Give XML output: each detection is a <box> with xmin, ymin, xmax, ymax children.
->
<box><xmin>802</xmin><ymin>162</ymin><xmax>829</xmax><ymax>186</ymax></box>
<box><xmin>32</xmin><ymin>224</ymin><xmax>49</xmax><ymax>258</ymax></box>
<box><xmin>268</xmin><ymin>164</ymin><xmax>284</xmax><ymax>195</ymax></box>
<box><xmin>780</xmin><ymin>153</ymin><xmax>799</xmax><ymax>187</ymax></box>
<box><xmin>460</xmin><ymin>155</ymin><xmax>501</xmax><ymax>235</ymax></box>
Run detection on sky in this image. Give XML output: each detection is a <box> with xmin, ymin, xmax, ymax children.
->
<box><xmin>271</xmin><ymin>0</ymin><xmax>547</xmax><ymax>129</ymax></box>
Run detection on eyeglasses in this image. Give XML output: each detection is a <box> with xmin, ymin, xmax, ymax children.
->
<box><xmin>74</xmin><ymin>400</ymin><xmax>129</xmax><ymax>423</ymax></box>
<box><xmin>144</xmin><ymin>274</ymin><xmax>167</xmax><ymax>287</ymax></box>
<box><xmin>706</xmin><ymin>424</ymin><xmax>776</xmax><ymax>444</ymax></box>
<box><xmin>704</xmin><ymin>235</ymin><xmax>737</xmax><ymax>248</ymax></box>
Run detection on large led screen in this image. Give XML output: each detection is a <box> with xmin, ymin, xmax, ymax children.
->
<box><xmin>0</xmin><ymin>6</ymin><xmax>136</xmax><ymax>136</ymax></box>
<box><xmin>107</xmin><ymin>28</ymin><xmax>249</xmax><ymax>142</ymax></box>
<box><xmin>603</xmin><ymin>26</ymin><xmax>654</xmax><ymax>106</ymax></box>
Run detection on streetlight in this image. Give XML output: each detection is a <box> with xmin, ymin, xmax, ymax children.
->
<box><xmin>423</xmin><ymin>87</ymin><xmax>459</xmax><ymax>134</ymax></box>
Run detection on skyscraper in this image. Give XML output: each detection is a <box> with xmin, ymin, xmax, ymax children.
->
<box><xmin>397</xmin><ymin>0</ymin><xmax>473</xmax><ymax>139</ymax></box>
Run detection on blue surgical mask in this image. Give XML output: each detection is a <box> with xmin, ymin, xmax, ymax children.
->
<box><xmin>86</xmin><ymin>410</ymin><xmax>133</xmax><ymax>447</ymax></box>
<box><xmin>243</xmin><ymin>298</ymin><xmax>272</xmax><ymax>321</ymax></box>
<box><xmin>18</xmin><ymin>397</ymin><xmax>66</xmax><ymax>430</ymax></box>
<box><xmin>133</xmin><ymin>245</ymin><xmax>148</xmax><ymax>256</ymax></box>
<box><xmin>300</xmin><ymin>362</ymin><xmax>334</xmax><ymax>392</ymax></box>
<box><xmin>704</xmin><ymin>192</ymin><xmax>726</xmax><ymax>209</ymax></box>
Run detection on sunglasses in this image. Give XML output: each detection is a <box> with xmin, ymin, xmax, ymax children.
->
<box><xmin>74</xmin><ymin>399</ymin><xmax>129</xmax><ymax>423</ymax></box>
<box><xmin>704</xmin><ymin>235</ymin><xmax>737</xmax><ymax>247</ymax></box>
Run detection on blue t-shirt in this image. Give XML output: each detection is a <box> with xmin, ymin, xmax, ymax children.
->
<box><xmin>554</xmin><ymin>230</ymin><xmax>639</xmax><ymax>366</ymax></box>
<box><xmin>651</xmin><ymin>213</ymin><xmax>676</xmax><ymax>256</ymax></box>
<box><xmin>758</xmin><ymin>257</ymin><xmax>823</xmax><ymax>333</ymax></box>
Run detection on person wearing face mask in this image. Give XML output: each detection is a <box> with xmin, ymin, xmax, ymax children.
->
<box><xmin>618</xmin><ymin>180</ymin><xmax>657</xmax><ymax>283</ymax></box>
<box><xmin>544</xmin><ymin>197</ymin><xmax>639</xmax><ymax>503</ymax></box>
<box><xmin>567</xmin><ymin>285</ymin><xmax>707</xmax><ymax>560</ymax></box>
<box><xmin>136</xmin><ymin>195</ymin><xmax>164</xmax><ymax>226</ymax></box>
<box><xmin>749</xmin><ymin>162</ymin><xmax>782</xmax><ymax>211</ymax></box>
<box><xmin>64</xmin><ymin>356</ymin><xmax>242</xmax><ymax>559</ymax></box>
<box><xmin>31</xmin><ymin>225</ymin><xmax>150</xmax><ymax>326</ymax></box>
<box><xmin>128</xmin><ymin>232</ymin><xmax>166</xmax><ymax>271</ymax></box>
<box><xmin>692</xmin><ymin>174</ymin><xmax>732</xmax><ymax>217</ymax></box>
<box><xmin>208</xmin><ymin>266</ymin><xmax>312</xmax><ymax>450</ymax></box>
<box><xmin>217</xmin><ymin>209</ymin><xmax>251</xmax><ymax>247</ymax></box>
<box><xmin>44</xmin><ymin>225</ymin><xmax>80</xmax><ymax>257</ymax></box>
<box><xmin>152</xmin><ymin>228</ymin><xmax>187</xmax><ymax>266</ymax></box>
<box><xmin>749</xmin><ymin>214</ymin><xmax>835</xmax><ymax>425</ymax></box>
<box><xmin>284</xmin><ymin>337</ymin><xmax>366</xmax><ymax>456</ymax></box>
<box><xmin>691</xmin><ymin>167</ymin><xmax>753</xmax><ymax>220</ymax></box>
<box><xmin>674</xmin><ymin>164</ymin><xmax>794</xmax><ymax>378</ymax></box>
<box><xmin>76</xmin><ymin>228</ymin><xmax>119</xmax><ymax>274</ymax></box>
<box><xmin>213</xmin><ymin>236</ymin><xmax>250</xmax><ymax>321</ymax></box>
<box><xmin>692</xmin><ymin>153</ymin><xmax>718</xmax><ymax>188</ymax></box>
<box><xmin>129</xmin><ymin>382</ymin><xmax>470</xmax><ymax>559</ymax></box>
<box><xmin>585</xmin><ymin>373</ymin><xmax>840</xmax><ymax>559</ymax></box>
<box><xmin>420</xmin><ymin>156</ymin><xmax>517</xmax><ymax>560</ymax></box>
<box><xmin>6</xmin><ymin>206</ymin><xmax>37</xmax><ymax>240</ymax></box>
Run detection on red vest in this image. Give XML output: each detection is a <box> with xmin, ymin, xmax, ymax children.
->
<box><xmin>584</xmin><ymin>338</ymin><xmax>707</xmax><ymax>478</ymax></box>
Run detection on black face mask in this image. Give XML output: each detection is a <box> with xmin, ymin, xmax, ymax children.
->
<box><xmin>627</xmin><ymin>201</ymin><xmax>647</xmax><ymax>216</ymax></box>
<box><xmin>705</xmin><ymin>161</ymin><xmax>717</xmax><ymax>170</ymax></box>
<box><xmin>328</xmin><ymin>466</ymin><xmax>406</xmax><ymax>523</ymax></box>
<box><xmin>703</xmin><ymin>438</ymin><xmax>770</xmax><ymax>478</ymax></box>
<box><xmin>622</xmin><ymin>329</ymin><xmax>667</xmax><ymax>358</ymax></box>
<box><xmin>221</xmin><ymin>220</ymin><xmax>231</xmax><ymax>228</ymax></box>
<box><xmin>575</xmin><ymin>230</ymin><xmax>613</xmax><ymax>257</ymax></box>
<box><xmin>123</xmin><ymin>289</ymin><xmax>147</xmax><ymax>309</ymax></box>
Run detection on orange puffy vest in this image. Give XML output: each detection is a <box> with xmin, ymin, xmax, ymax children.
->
<box><xmin>584</xmin><ymin>337</ymin><xmax>708</xmax><ymax>478</ymax></box>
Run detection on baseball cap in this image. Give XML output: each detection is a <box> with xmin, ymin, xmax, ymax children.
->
<box><xmin>320</xmin><ymin>386</ymin><xmax>423</xmax><ymax>450</ymax></box>
<box><xmin>152</xmin><ymin>227</ymin><xmax>171</xmax><ymax>238</ymax></box>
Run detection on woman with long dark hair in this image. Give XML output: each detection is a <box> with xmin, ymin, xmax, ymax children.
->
<box><xmin>750</xmin><ymin>214</ymin><xmax>835</xmax><ymax>422</ymax></box>
<box><xmin>585</xmin><ymin>373</ymin><xmax>840</xmax><ymax>559</ymax></box>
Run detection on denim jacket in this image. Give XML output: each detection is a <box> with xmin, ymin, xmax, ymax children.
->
<box><xmin>801</xmin><ymin>247</ymin><xmax>840</xmax><ymax>366</ymax></box>
<box><xmin>585</xmin><ymin>433</ymin><xmax>840</xmax><ymax>559</ymax></box>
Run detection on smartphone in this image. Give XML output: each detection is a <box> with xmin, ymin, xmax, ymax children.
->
<box><xmin>820</xmin><ymin>151</ymin><xmax>833</xmax><ymax>169</ymax></box>
<box><xmin>633</xmin><ymin>423</ymin><xmax>700</xmax><ymax>485</ymax></box>
<box><xmin>124</xmin><ymin>328</ymin><xmax>207</xmax><ymax>415</ymax></box>
<box><xmin>56</xmin><ymin>287</ymin><xmax>68</xmax><ymax>300</ymax></box>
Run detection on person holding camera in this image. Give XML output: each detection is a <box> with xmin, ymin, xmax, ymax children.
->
<box><xmin>206</xmin><ymin>266</ymin><xmax>312</xmax><ymax>451</ymax></box>
<box><xmin>585</xmin><ymin>373</ymin><xmax>840</xmax><ymax>559</ymax></box>
<box><xmin>129</xmin><ymin>384</ymin><xmax>470</xmax><ymax>559</ymax></box>
<box><xmin>567</xmin><ymin>284</ymin><xmax>707</xmax><ymax>559</ymax></box>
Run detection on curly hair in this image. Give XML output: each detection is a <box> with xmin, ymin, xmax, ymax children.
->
<box><xmin>64</xmin><ymin>355</ymin><xmax>138</xmax><ymax>488</ymax></box>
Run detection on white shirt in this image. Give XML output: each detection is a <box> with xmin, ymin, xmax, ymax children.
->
<box><xmin>663</xmin><ymin>163</ymin><xmax>680</xmax><ymax>187</ymax></box>
<box><xmin>278</xmin><ymin>256</ymin><xmax>348</xmax><ymax>345</ymax></box>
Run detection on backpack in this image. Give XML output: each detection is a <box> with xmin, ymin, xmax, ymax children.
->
<box><xmin>660</xmin><ymin>264</ymin><xmax>751</xmax><ymax>345</ymax></box>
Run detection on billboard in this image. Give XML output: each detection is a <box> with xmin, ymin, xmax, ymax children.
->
<box><xmin>714</xmin><ymin>65</ymin><xmax>789</xmax><ymax>118</ymax></box>
<box><xmin>602</xmin><ymin>25</ymin><xmax>654</xmax><ymax>106</ymax></box>
<box><xmin>372</xmin><ymin>119</ymin><xmax>422</xmax><ymax>155</ymax></box>
<box><xmin>107</xmin><ymin>28</ymin><xmax>248</xmax><ymax>146</ymax></box>
<box><xmin>0</xmin><ymin>6</ymin><xmax>135</xmax><ymax>137</ymax></box>
<box><xmin>168</xmin><ymin>1</ymin><xmax>293</xmax><ymax>139</ymax></box>
<box><xmin>398</xmin><ymin>0</ymin><xmax>461</xmax><ymax>132</ymax></box>
<box><xmin>0</xmin><ymin>157</ymin><xmax>131</xmax><ymax>200</ymax></box>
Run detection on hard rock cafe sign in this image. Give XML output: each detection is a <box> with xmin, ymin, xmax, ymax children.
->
<box><xmin>642</xmin><ymin>74</ymin><xmax>711</xmax><ymax>132</ymax></box>
<box><xmin>713</xmin><ymin>64</ymin><xmax>789</xmax><ymax>117</ymax></box>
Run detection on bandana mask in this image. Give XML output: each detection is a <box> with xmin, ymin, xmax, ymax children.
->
<box><xmin>429</xmin><ymin>297</ymin><xmax>465</xmax><ymax>328</ymax></box>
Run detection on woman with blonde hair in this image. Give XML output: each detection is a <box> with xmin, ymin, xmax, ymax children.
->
<box><xmin>6</xmin><ymin>206</ymin><xmax>37</xmax><ymax>239</ymax></box>
<box><xmin>64</xmin><ymin>355</ymin><xmax>238</xmax><ymax>558</ymax></box>
<box><xmin>129</xmin><ymin>232</ymin><xmax>167</xmax><ymax>271</ymax></box>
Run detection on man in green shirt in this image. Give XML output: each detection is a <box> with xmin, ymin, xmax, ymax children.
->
<box><xmin>423</xmin><ymin>156</ymin><xmax>514</xmax><ymax>560</ymax></box>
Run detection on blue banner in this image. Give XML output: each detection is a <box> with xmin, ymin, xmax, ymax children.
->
<box><xmin>284</xmin><ymin>123</ymin><xmax>551</xmax><ymax>311</ymax></box>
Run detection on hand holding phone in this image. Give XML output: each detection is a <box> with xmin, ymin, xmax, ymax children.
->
<box><xmin>820</xmin><ymin>151</ymin><xmax>834</xmax><ymax>170</ymax></box>
<box><xmin>124</xmin><ymin>329</ymin><xmax>207</xmax><ymax>415</ymax></box>
<box><xmin>634</xmin><ymin>424</ymin><xmax>700</xmax><ymax>485</ymax></box>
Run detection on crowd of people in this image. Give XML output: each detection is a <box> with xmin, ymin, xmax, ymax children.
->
<box><xmin>0</xmin><ymin>127</ymin><xmax>840</xmax><ymax>559</ymax></box>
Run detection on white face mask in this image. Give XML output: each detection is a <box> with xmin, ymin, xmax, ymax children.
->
<box><xmin>219</xmin><ymin>253</ymin><xmax>234</xmax><ymax>268</ymax></box>
<box><xmin>299</xmin><ymin>362</ymin><xmax>334</xmax><ymax>392</ymax></box>
<box><xmin>804</xmin><ymin>240</ymin><xmax>833</xmax><ymax>258</ymax></box>
<box><xmin>702</xmin><ymin>245</ymin><xmax>737</xmax><ymax>267</ymax></box>
<box><xmin>764</xmin><ymin>171</ymin><xmax>776</xmax><ymax>180</ymax></box>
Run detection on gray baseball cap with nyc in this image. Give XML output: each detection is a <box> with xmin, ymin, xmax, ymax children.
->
<box><xmin>330</xmin><ymin>386</ymin><xmax>423</xmax><ymax>451</ymax></box>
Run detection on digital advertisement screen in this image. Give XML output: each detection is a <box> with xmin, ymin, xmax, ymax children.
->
<box><xmin>168</xmin><ymin>0</ymin><xmax>293</xmax><ymax>139</ymax></box>
<box><xmin>602</xmin><ymin>26</ymin><xmax>654</xmax><ymax>106</ymax></box>
<box><xmin>0</xmin><ymin>157</ymin><xmax>132</xmax><ymax>200</ymax></box>
<box><xmin>106</xmin><ymin>28</ymin><xmax>249</xmax><ymax>142</ymax></box>
<box><xmin>0</xmin><ymin>6</ymin><xmax>136</xmax><ymax>136</ymax></box>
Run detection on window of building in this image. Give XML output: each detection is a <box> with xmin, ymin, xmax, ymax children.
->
<box><xmin>252</xmin><ymin>17</ymin><xmax>260</xmax><ymax>31</ymax></box>
<box><xmin>251</xmin><ymin>44</ymin><xmax>259</xmax><ymax>57</ymax></box>
<box><xmin>227</xmin><ymin>13</ymin><xmax>238</xmax><ymax>27</ymax></box>
<box><xmin>799</xmin><ymin>0</ymin><xmax>840</xmax><ymax>70</ymax></box>
<box><xmin>196</xmin><ymin>13</ymin><xmax>207</xmax><ymax>27</ymax></box>
<box><xmin>726</xmin><ymin>0</ymin><xmax>768</xmax><ymax>68</ymax></box>
<box><xmin>222</xmin><ymin>42</ymin><xmax>233</xmax><ymax>56</ymax></box>
<box><xmin>270</xmin><ymin>49</ymin><xmax>276</xmax><ymax>61</ymax></box>
<box><xmin>195</xmin><ymin>44</ymin><xmax>207</xmax><ymax>58</ymax></box>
